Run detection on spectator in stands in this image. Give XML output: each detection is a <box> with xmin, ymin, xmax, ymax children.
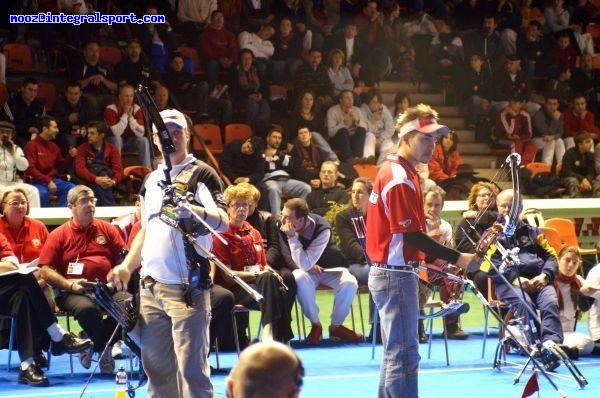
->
<box><xmin>24</xmin><ymin>116</ymin><xmax>76</xmax><ymax>207</ymax></box>
<box><xmin>287</xmin><ymin>90</ymin><xmax>337</xmax><ymax>161</ymax></box>
<box><xmin>392</xmin><ymin>92</ymin><xmax>411</xmax><ymax>120</ymax></box>
<box><xmin>0</xmin><ymin>52</ymin><xmax>5</xmax><ymax>84</ymax></box>
<box><xmin>463</xmin><ymin>15</ymin><xmax>505</xmax><ymax>75</ymax></box>
<box><xmin>136</xmin><ymin>5</ymin><xmax>179</xmax><ymax>74</ymax></box>
<box><xmin>114</xmin><ymin>38</ymin><xmax>159</xmax><ymax>88</ymax></box>
<box><xmin>454</xmin><ymin>0</ymin><xmax>486</xmax><ymax>31</ymax></box>
<box><xmin>74</xmin><ymin>121</ymin><xmax>123</xmax><ymax>206</ymax></box>
<box><xmin>428</xmin><ymin>130</ymin><xmax>465</xmax><ymax>192</ymax></box>
<box><xmin>326</xmin><ymin>90</ymin><xmax>367</xmax><ymax>163</ymax></box>
<box><xmin>428</xmin><ymin>17</ymin><xmax>464</xmax><ymax>92</ymax></box>
<box><xmin>293</xmin><ymin>49</ymin><xmax>334</xmax><ymax>112</ymax></box>
<box><xmin>271</xmin><ymin>17</ymin><xmax>304</xmax><ymax>85</ymax></box>
<box><xmin>200</xmin><ymin>10</ymin><xmax>239</xmax><ymax>88</ymax></box>
<box><xmin>212</xmin><ymin>183</ymin><xmax>293</xmax><ymax>343</ymax></box>
<box><xmin>104</xmin><ymin>84</ymin><xmax>151</xmax><ymax>168</ymax></box>
<box><xmin>545</xmin><ymin>66</ymin><xmax>574</xmax><ymax>110</ymax></box>
<box><xmin>354</xmin><ymin>2</ymin><xmax>391</xmax><ymax>83</ymax></box>
<box><xmin>52</xmin><ymin>82</ymin><xmax>96</xmax><ymax>151</ymax></box>
<box><xmin>220</xmin><ymin>137</ymin><xmax>266</xmax><ymax>185</ymax></box>
<box><xmin>152</xmin><ymin>85</ymin><xmax>178</xmax><ymax>112</ymax></box>
<box><xmin>232</xmin><ymin>49</ymin><xmax>271</xmax><ymax>135</ymax></box>
<box><xmin>0</xmin><ymin>186</ymin><xmax>50</xmax><ymax>305</ymax></box>
<box><xmin>560</xmin><ymin>130</ymin><xmax>600</xmax><ymax>197</ymax></box>
<box><xmin>335</xmin><ymin>177</ymin><xmax>372</xmax><ymax>285</ymax></box>
<box><xmin>325</xmin><ymin>22</ymin><xmax>367</xmax><ymax>82</ymax></box>
<box><xmin>1</xmin><ymin>78</ymin><xmax>46</xmax><ymax>148</ymax></box>
<box><xmin>565</xmin><ymin>94</ymin><xmax>599</xmax><ymax>150</ymax></box>
<box><xmin>301</xmin><ymin>0</ymin><xmax>340</xmax><ymax>48</ymax></box>
<box><xmin>548</xmin><ymin>32</ymin><xmax>579</xmax><ymax>74</ymax></box>
<box><xmin>260</xmin><ymin>129</ymin><xmax>310</xmax><ymax>216</ymax></box>
<box><xmin>292</xmin><ymin>126</ymin><xmax>335</xmax><ymax>186</ymax></box>
<box><xmin>306</xmin><ymin>161</ymin><xmax>349</xmax><ymax>215</ymax></box>
<box><xmin>39</xmin><ymin>185</ymin><xmax>127</xmax><ymax>374</ymax></box>
<box><xmin>520</xmin><ymin>0</ymin><xmax>545</xmax><ymax>27</ymax></box>
<box><xmin>176</xmin><ymin>0</ymin><xmax>217</xmax><ymax>37</ymax></box>
<box><xmin>554</xmin><ymin>246</ymin><xmax>595</xmax><ymax>357</ymax></box>
<box><xmin>516</xmin><ymin>20</ymin><xmax>546</xmax><ymax>78</ymax></box>
<box><xmin>71</xmin><ymin>41</ymin><xmax>118</xmax><ymax>113</ymax></box>
<box><xmin>381</xmin><ymin>3</ymin><xmax>413</xmax><ymax>80</ymax></box>
<box><xmin>361</xmin><ymin>90</ymin><xmax>394</xmax><ymax>165</ymax></box>
<box><xmin>226</xmin><ymin>341</ymin><xmax>304</xmax><ymax>398</ymax></box>
<box><xmin>532</xmin><ymin>96</ymin><xmax>566</xmax><ymax>166</ymax></box>
<box><xmin>543</xmin><ymin>0</ymin><xmax>582</xmax><ymax>54</ymax></box>
<box><xmin>492</xmin><ymin>56</ymin><xmax>540</xmax><ymax>115</ymax></box>
<box><xmin>327</xmin><ymin>49</ymin><xmax>354</xmax><ymax>100</ymax></box>
<box><xmin>0</xmin><ymin>121</ymin><xmax>40</xmax><ymax>207</ymax></box>
<box><xmin>278</xmin><ymin>197</ymin><xmax>362</xmax><ymax>345</ymax></box>
<box><xmin>400</xmin><ymin>10</ymin><xmax>438</xmax><ymax>76</ymax></box>
<box><xmin>455</xmin><ymin>181</ymin><xmax>500</xmax><ymax>298</ymax></box>
<box><xmin>238</xmin><ymin>24</ymin><xmax>275</xmax><ymax>82</ymax></box>
<box><xmin>495</xmin><ymin>0</ymin><xmax>523</xmax><ymax>56</ymax></box>
<box><xmin>571</xmin><ymin>54</ymin><xmax>600</xmax><ymax>116</ymax></box>
<box><xmin>494</xmin><ymin>97</ymin><xmax>537</xmax><ymax>165</ymax></box>
<box><xmin>242</xmin><ymin>0</ymin><xmax>275</xmax><ymax>30</ymax></box>
<box><xmin>461</xmin><ymin>53</ymin><xmax>492</xmax><ymax>128</ymax></box>
<box><xmin>0</xmin><ymin>248</ymin><xmax>92</xmax><ymax>387</ymax></box>
<box><xmin>162</xmin><ymin>52</ymin><xmax>210</xmax><ymax>119</ymax></box>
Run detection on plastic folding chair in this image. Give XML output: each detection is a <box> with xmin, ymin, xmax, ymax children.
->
<box><xmin>98</xmin><ymin>45</ymin><xmax>122</xmax><ymax>69</ymax></box>
<box><xmin>544</xmin><ymin>218</ymin><xmax>598</xmax><ymax>263</ymax></box>
<box><xmin>176</xmin><ymin>46</ymin><xmax>202</xmax><ymax>75</ymax></box>
<box><xmin>0</xmin><ymin>315</ymin><xmax>16</xmax><ymax>370</ymax></box>
<box><xmin>224</xmin><ymin>123</ymin><xmax>252</xmax><ymax>144</ymax></box>
<box><xmin>525</xmin><ymin>162</ymin><xmax>551</xmax><ymax>179</ymax></box>
<box><xmin>193</xmin><ymin>124</ymin><xmax>223</xmax><ymax>155</ymax></box>
<box><xmin>539</xmin><ymin>226</ymin><xmax>566</xmax><ymax>255</ymax></box>
<box><xmin>353</xmin><ymin>164</ymin><xmax>378</xmax><ymax>180</ymax></box>
<box><xmin>0</xmin><ymin>82</ymin><xmax>8</xmax><ymax>107</ymax></box>
<box><xmin>3</xmin><ymin>43</ymin><xmax>42</xmax><ymax>73</ymax></box>
<box><xmin>37</xmin><ymin>81</ymin><xmax>57</xmax><ymax>111</ymax></box>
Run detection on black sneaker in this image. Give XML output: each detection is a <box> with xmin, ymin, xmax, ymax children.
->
<box><xmin>18</xmin><ymin>363</ymin><xmax>49</xmax><ymax>387</ymax></box>
<box><xmin>51</xmin><ymin>332</ymin><xmax>93</xmax><ymax>356</ymax></box>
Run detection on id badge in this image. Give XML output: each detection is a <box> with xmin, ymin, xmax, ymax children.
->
<box><xmin>67</xmin><ymin>262</ymin><xmax>85</xmax><ymax>275</ymax></box>
<box><xmin>244</xmin><ymin>265</ymin><xmax>260</xmax><ymax>273</ymax></box>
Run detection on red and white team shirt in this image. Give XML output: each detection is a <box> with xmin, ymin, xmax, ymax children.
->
<box><xmin>366</xmin><ymin>155</ymin><xmax>426</xmax><ymax>265</ymax></box>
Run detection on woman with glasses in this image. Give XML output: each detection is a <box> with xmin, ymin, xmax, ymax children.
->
<box><xmin>454</xmin><ymin>181</ymin><xmax>500</xmax><ymax>297</ymax></box>
<box><xmin>212</xmin><ymin>183</ymin><xmax>293</xmax><ymax>344</ymax></box>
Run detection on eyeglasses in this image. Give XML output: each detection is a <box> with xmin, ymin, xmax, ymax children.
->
<box><xmin>76</xmin><ymin>197</ymin><xmax>98</xmax><ymax>206</ymax></box>
<box><xmin>4</xmin><ymin>200</ymin><xmax>27</xmax><ymax>207</ymax></box>
<box><xmin>229</xmin><ymin>202</ymin><xmax>250</xmax><ymax>210</ymax></box>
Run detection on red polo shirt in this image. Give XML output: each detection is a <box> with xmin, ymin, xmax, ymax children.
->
<box><xmin>366</xmin><ymin>155</ymin><xmax>426</xmax><ymax>265</ymax></box>
<box><xmin>0</xmin><ymin>216</ymin><xmax>48</xmax><ymax>263</ymax></box>
<box><xmin>39</xmin><ymin>218</ymin><xmax>126</xmax><ymax>283</ymax></box>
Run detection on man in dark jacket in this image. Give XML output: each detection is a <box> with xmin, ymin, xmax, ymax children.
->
<box><xmin>560</xmin><ymin>130</ymin><xmax>600</xmax><ymax>198</ymax></box>
<box><xmin>220</xmin><ymin>137</ymin><xmax>265</xmax><ymax>185</ymax></box>
<box><xmin>52</xmin><ymin>82</ymin><xmax>96</xmax><ymax>152</ymax></box>
<box><xmin>1</xmin><ymin>78</ymin><xmax>46</xmax><ymax>148</ymax></box>
<box><xmin>306</xmin><ymin>161</ymin><xmax>349</xmax><ymax>216</ymax></box>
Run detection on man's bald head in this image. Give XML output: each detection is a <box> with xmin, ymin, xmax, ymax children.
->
<box><xmin>227</xmin><ymin>341</ymin><xmax>303</xmax><ymax>398</ymax></box>
<box><xmin>496</xmin><ymin>189</ymin><xmax>521</xmax><ymax>217</ymax></box>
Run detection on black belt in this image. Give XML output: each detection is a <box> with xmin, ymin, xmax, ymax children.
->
<box><xmin>372</xmin><ymin>263</ymin><xmax>418</xmax><ymax>271</ymax></box>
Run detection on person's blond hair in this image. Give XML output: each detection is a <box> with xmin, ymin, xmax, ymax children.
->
<box><xmin>224</xmin><ymin>183</ymin><xmax>256</xmax><ymax>205</ymax></box>
<box><xmin>395</xmin><ymin>103</ymin><xmax>440</xmax><ymax>133</ymax></box>
<box><xmin>236</xmin><ymin>182</ymin><xmax>261</xmax><ymax>204</ymax></box>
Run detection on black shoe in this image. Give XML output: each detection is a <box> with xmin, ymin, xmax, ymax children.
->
<box><xmin>51</xmin><ymin>332</ymin><xmax>93</xmax><ymax>356</ymax></box>
<box><xmin>33</xmin><ymin>352</ymin><xmax>48</xmax><ymax>369</ymax></box>
<box><xmin>446</xmin><ymin>324</ymin><xmax>469</xmax><ymax>340</ymax></box>
<box><xmin>18</xmin><ymin>363</ymin><xmax>49</xmax><ymax>387</ymax></box>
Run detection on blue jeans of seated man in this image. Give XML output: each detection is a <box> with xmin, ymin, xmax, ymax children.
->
<box><xmin>369</xmin><ymin>267</ymin><xmax>420</xmax><ymax>398</ymax></box>
<box><xmin>32</xmin><ymin>178</ymin><xmax>75</xmax><ymax>207</ymax></box>
<box><xmin>263</xmin><ymin>178</ymin><xmax>311</xmax><ymax>215</ymax></box>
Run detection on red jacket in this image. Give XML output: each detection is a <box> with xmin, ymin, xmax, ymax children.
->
<box><xmin>429</xmin><ymin>144</ymin><xmax>462</xmax><ymax>182</ymax></box>
<box><xmin>211</xmin><ymin>221</ymin><xmax>266</xmax><ymax>289</ymax></box>
<box><xmin>494</xmin><ymin>108</ymin><xmax>532</xmax><ymax>141</ymax></box>
<box><xmin>199</xmin><ymin>26</ymin><xmax>239</xmax><ymax>61</ymax></box>
<box><xmin>563</xmin><ymin>108</ymin><xmax>599</xmax><ymax>138</ymax></box>
<box><xmin>75</xmin><ymin>141</ymin><xmax>124</xmax><ymax>183</ymax></box>
<box><xmin>0</xmin><ymin>216</ymin><xmax>48</xmax><ymax>263</ymax></box>
<box><xmin>24</xmin><ymin>136</ymin><xmax>73</xmax><ymax>184</ymax></box>
<box><xmin>103</xmin><ymin>101</ymin><xmax>145</xmax><ymax>139</ymax></box>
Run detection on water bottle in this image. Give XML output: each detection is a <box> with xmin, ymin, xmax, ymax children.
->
<box><xmin>115</xmin><ymin>364</ymin><xmax>128</xmax><ymax>385</ymax></box>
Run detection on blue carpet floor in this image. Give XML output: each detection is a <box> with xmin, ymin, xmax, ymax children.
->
<box><xmin>1</xmin><ymin>328</ymin><xmax>599</xmax><ymax>397</ymax></box>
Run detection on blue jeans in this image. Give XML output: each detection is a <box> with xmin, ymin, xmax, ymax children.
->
<box><xmin>263</xmin><ymin>178</ymin><xmax>311</xmax><ymax>215</ymax></box>
<box><xmin>369</xmin><ymin>267</ymin><xmax>420</xmax><ymax>398</ymax></box>
<box><xmin>32</xmin><ymin>178</ymin><xmax>75</xmax><ymax>207</ymax></box>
